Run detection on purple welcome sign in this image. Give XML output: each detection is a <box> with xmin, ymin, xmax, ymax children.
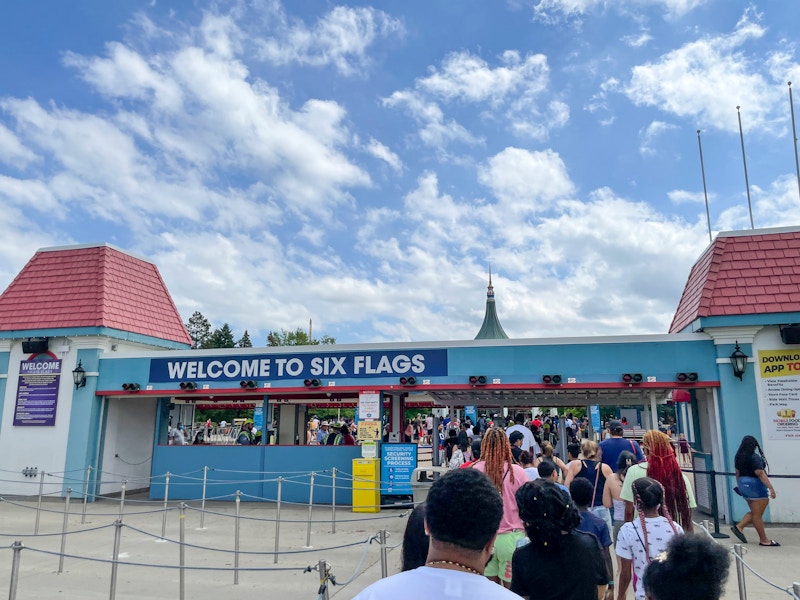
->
<box><xmin>14</xmin><ymin>358</ymin><xmax>62</xmax><ymax>426</ymax></box>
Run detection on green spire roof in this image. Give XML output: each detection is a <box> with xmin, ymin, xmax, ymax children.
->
<box><xmin>474</xmin><ymin>269</ymin><xmax>509</xmax><ymax>340</ymax></box>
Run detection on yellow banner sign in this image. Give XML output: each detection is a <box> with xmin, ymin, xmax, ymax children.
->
<box><xmin>357</xmin><ymin>420</ymin><xmax>381</xmax><ymax>441</ymax></box>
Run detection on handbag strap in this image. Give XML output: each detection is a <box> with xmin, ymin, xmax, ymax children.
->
<box><xmin>590</xmin><ymin>460</ymin><xmax>601</xmax><ymax>508</ymax></box>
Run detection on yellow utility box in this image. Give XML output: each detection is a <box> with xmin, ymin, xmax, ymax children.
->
<box><xmin>352</xmin><ymin>458</ymin><xmax>380</xmax><ymax>513</ymax></box>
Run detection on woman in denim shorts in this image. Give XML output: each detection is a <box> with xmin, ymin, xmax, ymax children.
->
<box><xmin>730</xmin><ymin>435</ymin><xmax>779</xmax><ymax>546</ymax></box>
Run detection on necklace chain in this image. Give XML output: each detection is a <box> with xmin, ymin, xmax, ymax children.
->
<box><xmin>425</xmin><ymin>560</ymin><xmax>481</xmax><ymax>575</ymax></box>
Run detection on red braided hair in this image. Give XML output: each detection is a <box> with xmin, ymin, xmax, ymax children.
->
<box><xmin>641</xmin><ymin>430</ymin><xmax>693</xmax><ymax>532</ymax></box>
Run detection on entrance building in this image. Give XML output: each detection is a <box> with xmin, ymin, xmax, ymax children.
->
<box><xmin>0</xmin><ymin>227</ymin><xmax>799</xmax><ymax>523</ymax></box>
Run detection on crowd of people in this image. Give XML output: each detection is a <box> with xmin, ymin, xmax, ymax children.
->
<box><xmin>354</xmin><ymin>415</ymin><xmax>775</xmax><ymax>600</ymax></box>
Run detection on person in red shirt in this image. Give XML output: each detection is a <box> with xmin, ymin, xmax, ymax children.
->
<box><xmin>338</xmin><ymin>424</ymin><xmax>356</xmax><ymax>446</ymax></box>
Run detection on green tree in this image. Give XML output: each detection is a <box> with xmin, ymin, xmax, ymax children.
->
<box><xmin>266</xmin><ymin>327</ymin><xmax>335</xmax><ymax>346</ymax></box>
<box><xmin>205</xmin><ymin>323</ymin><xmax>236</xmax><ymax>348</ymax></box>
<box><xmin>185</xmin><ymin>311</ymin><xmax>211</xmax><ymax>349</ymax></box>
<box><xmin>237</xmin><ymin>330</ymin><xmax>253</xmax><ymax>348</ymax></box>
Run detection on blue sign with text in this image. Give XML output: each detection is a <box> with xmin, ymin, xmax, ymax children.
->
<box><xmin>149</xmin><ymin>349</ymin><xmax>448</xmax><ymax>382</ymax></box>
<box><xmin>380</xmin><ymin>444</ymin><xmax>417</xmax><ymax>496</ymax></box>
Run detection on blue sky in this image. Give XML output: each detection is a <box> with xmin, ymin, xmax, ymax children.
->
<box><xmin>1</xmin><ymin>1</ymin><xmax>800</xmax><ymax>344</ymax></box>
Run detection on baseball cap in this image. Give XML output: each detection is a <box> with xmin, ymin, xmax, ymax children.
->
<box><xmin>608</xmin><ymin>420</ymin><xmax>624</xmax><ymax>432</ymax></box>
<box><xmin>244</xmin><ymin>418</ymin><xmax>254</xmax><ymax>425</ymax></box>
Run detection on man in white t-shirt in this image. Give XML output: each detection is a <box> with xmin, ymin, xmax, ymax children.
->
<box><xmin>506</xmin><ymin>413</ymin><xmax>540</xmax><ymax>456</ymax></box>
<box><xmin>169</xmin><ymin>423</ymin><xmax>187</xmax><ymax>445</ymax></box>
<box><xmin>354</xmin><ymin>469</ymin><xmax>518</xmax><ymax>600</ymax></box>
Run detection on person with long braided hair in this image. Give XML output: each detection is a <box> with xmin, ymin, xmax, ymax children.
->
<box><xmin>620</xmin><ymin>430</ymin><xmax>695</xmax><ymax>532</ymax></box>
<box><xmin>615</xmin><ymin>477</ymin><xmax>683</xmax><ymax>600</ymax></box>
<box><xmin>471</xmin><ymin>426</ymin><xmax>527</xmax><ymax>588</ymax></box>
<box><xmin>731</xmin><ymin>434</ymin><xmax>779</xmax><ymax>546</ymax></box>
<box><xmin>511</xmin><ymin>480</ymin><xmax>608</xmax><ymax>599</ymax></box>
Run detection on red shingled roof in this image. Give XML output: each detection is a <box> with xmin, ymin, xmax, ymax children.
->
<box><xmin>0</xmin><ymin>244</ymin><xmax>191</xmax><ymax>345</ymax></box>
<box><xmin>670</xmin><ymin>228</ymin><xmax>800</xmax><ymax>333</ymax></box>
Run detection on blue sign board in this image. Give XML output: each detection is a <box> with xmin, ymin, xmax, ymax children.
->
<box><xmin>380</xmin><ymin>443</ymin><xmax>417</xmax><ymax>495</ymax></box>
<box><xmin>590</xmin><ymin>405</ymin><xmax>601</xmax><ymax>432</ymax></box>
<box><xmin>464</xmin><ymin>405</ymin><xmax>477</xmax><ymax>424</ymax></box>
<box><xmin>149</xmin><ymin>349</ymin><xmax>448</xmax><ymax>382</ymax></box>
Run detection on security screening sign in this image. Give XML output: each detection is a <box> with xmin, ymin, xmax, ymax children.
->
<box><xmin>149</xmin><ymin>349</ymin><xmax>448</xmax><ymax>382</ymax></box>
<box><xmin>759</xmin><ymin>349</ymin><xmax>800</xmax><ymax>439</ymax></box>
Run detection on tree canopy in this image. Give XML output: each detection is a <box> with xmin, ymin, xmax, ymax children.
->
<box><xmin>267</xmin><ymin>327</ymin><xmax>335</xmax><ymax>346</ymax></box>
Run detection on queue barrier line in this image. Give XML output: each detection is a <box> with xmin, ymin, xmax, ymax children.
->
<box><xmin>694</xmin><ymin>520</ymin><xmax>799</xmax><ymax>600</ymax></box>
<box><xmin>185</xmin><ymin>503</ymin><xmax>410</xmax><ymax>524</ymax></box>
<box><xmin>0</xmin><ymin>522</ymin><xmax>116</xmax><ymax>538</ymax></box>
<box><xmin>325</xmin><ymin>534</ymin><xmax>379</xmax><ymax>588</ymax></box>
<box><xmin>1</xmin><ymin>496</ymin><xmax>175</xmax><ymax>518</ymax></box>
<box><xmin>19</xmin><ymin>544</ymin><xmax>315</xmax><ymax>572</ymax></box>
<box><xmin>121</xmin><ymin>522</ymin><xmax>378</xmax><ymax>555</ymax></box>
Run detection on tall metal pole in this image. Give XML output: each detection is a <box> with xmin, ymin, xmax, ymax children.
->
<box><xmin>8</xmin><ymin>541</ymin><xmax>23</xmax><ymax>600</ymax></box>
<box><xmin>789</xmin><ymin>82</ymin><xmax>800</xmax><ymax>203</ymax></box>
<box><xmin>379</xmin><ymin>529</ymin><xmax>388</xmax><ymax>578</ymax></box>
<box><xmin>81</xmin><ymin>465</ymin><xmax>91</xmax><ymax>525</ymax></box>
<box><xmin>331</xmin><ymin>468</ymin><xmax>337</xmax><ymax>534</ymax></box>
<box><xmin>58</xmin><ymin>488</ymin><xmax>72</xmax><ymax>573</ymax></box>
<box><xmin>734</xmin><ymin>543</ymin><xmax>747</xmax><ymax>600</ymax></box>
<box><xmin>318</xmin><ymin>559</ymin><xmax>329</xmax><ymax>600</ymax></box>
<box><xmin>200</xmin><ymin>465</ymin><xmax>208</xmax><ymax>529</ymax></box>
<box><xmin>737</xmin><ymin>106</ymin><xmax>755</xmax><ymax>229</ymax></box>
<box><xmin>109</xmin><ymin>520</ymin><xmax>123</xmax><ymax>600</ymax></box>
<box><xmin>179</xmin><ymin>503</ymin><xmax>186</xmax><ymax>600</ymax></box>
<box><xmin>161</xmin><ymin>472</ymin><xmax>171</xmax><ymax>539</ymax></box>
<box><xmin>274</xmin><ymin>477</ymin><xmax>282</xmax><ymax>564</ymax></box>
<box><xmin>234</xmin><ymin>491</ymin><xmax>241</xmax><ymax>585</ymax></box>
<box><xmin>697</xmin><ymin>130</ymin><xmax>713</xmax><ymax>243</ymax></box>
<box><xmin>34</xmin><ymin>471</ymin><xmax>45</xmax><ymax>535</ymax></box>
<box><xmin>304</xmin><ymin>472</ymin><xmax>315</xmax><ymax>548</ymax></box>
<box><xmin>118</xmin><ymin>480</ymin><xmax>127</xmax><ymax>520</ymax></box>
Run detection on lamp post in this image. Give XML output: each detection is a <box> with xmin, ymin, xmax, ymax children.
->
<box><xmin>730</xmin><ymin>342</ymin><xmax>749</xmax><ymax>380</ymax></box>
<box><xmin>72</xmin><ymin>360</ymin><xmax>86</xmax><ymax>389</ymax></box>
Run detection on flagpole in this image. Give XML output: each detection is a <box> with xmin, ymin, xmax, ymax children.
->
<box><xmin>737</xmin><ymin>106</ymin><xmax>755</xmax><ymax>229</ymax></box>
<box><xmin>697</xmin><ymin>130</ymin><xmax>712</xmax><ymax>243</ymax></box>
<box><xmin>789</xmin><ymin>82</ymin><xmax>800</xmax><ymax>203</ymax></box>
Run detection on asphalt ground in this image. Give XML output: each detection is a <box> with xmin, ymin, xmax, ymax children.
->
<box><xmin>0</xmin><ymin>493</ymin><xmax>796</xmax><ymax>600</ymax></box>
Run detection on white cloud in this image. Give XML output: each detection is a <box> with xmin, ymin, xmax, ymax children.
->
<box><xmin>624</xmin><ymin>9</ymin><xmax>789</xmax><ymax>133</ymax></box>
<box><xmin>478</xmin><ymin>147</ymin><xmax>575</xmax><ymax>212</ymax></box>
<box><xmin>382</xmin><ymin>90</ymin><xmax>482</xmax><ymax>148</ymax></box>
<box><xmin>532</xmin><ymin>0</ymin><xmax>708</xmax><ymax>23</ymax></box>
<box><xmin>668</xmin><ymin>189</ymin><xmax>708</xmax><ymax>204</ymax></box>
<box><xmin>0</xmin><ymin>123</ymin><xmax>37</xmax><ymax>169</ymax></box>
<box><xmin>622</xmin><ymin>31</ymin><xmax>653</xmax><ymax>48</ymax></box>
<box><xmin>257</xmin><ymin>5</ymin><xmax>404</xmax><ymax>76</ymax></box>
<box><xmin>639</xmin><ymin>120</ymin><xmax>677</xmax><ymax>156</ymax></box>
<box><xmin>386</xmin><ymin>49</ymin><xmax>564</xmax><ymax>146</ymax></box>
<box><xmin>365</xmin><ymin>138</ymin><xmax>403</xmax><ymax>172</ymax></box>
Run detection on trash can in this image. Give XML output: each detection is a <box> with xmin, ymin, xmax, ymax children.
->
<box><xmin>410</xmin><ymin>466</ymin><xmax>448</xmax><ymax>505</ymax></box>
<box><xmin>352</xmin><ymin>458</ymin><xmax>380</xmax><ymax>513</ymax></box>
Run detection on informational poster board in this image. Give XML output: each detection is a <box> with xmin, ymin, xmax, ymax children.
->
<box><xmin>358</xmin><ymin>390</ymin><xmax>381</xmax><ymax>420</ymax></box>
<box><xmin>464</xmin><ymin>405</ymin><xmax>477</xmax><ymax>424</ymax></box>
<box><xmin>357</xmin><ymin>420</ymin><xmax>381</xmax><ymax>441</ymax></box>
<box><xmin>590</xmin><ymin>405</ymin><xmax>601</xmax><ymax>432</ymax></box>
<box><xmin>380</xmin><ymin>443</ymin><xmax>417</xmax><ymax>495</ymax></box>
<box><xmin>14</xmin><ymin>359</ymin><xmax>62</xmax><ymax>426</ymax></box>
<box><xmin>758</xmin><ymin>349</ymin><xmax>800</xmax><ymax>439</ymax></box>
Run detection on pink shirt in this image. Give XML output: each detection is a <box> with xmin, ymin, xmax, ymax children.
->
<box><xmin>472</xmin><ymin>461</ymin><xmax>526</xmax><ymax>533</ymax></box>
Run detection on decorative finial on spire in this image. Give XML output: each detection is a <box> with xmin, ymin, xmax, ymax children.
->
<box><xmin>487</xmin><ymin>265</ymin><xmax>494</xmax><ymax>299</ymax></box>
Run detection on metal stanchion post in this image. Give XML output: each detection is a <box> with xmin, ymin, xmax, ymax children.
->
<box><xmin>81</xmin><ymin>466</ymin><xmax>91</xmax><ymax>525</ymax></box>
<box><xmin>733</xmin><ymin>543</ymin><xmax>747</xmax><ymax>600</ymax></box>
<box><xmin>318</xmin><ymin>559</ymin><xmax>330</xmax><ymax>600</ymax></box>
<box><xmin>379</xmin><ymin>529</ymin><xmax>388</xmax><ymax>578</ymax></box>
<box><xmin>34</xmin><ymin>471</ymin><xmax>45</xmax><ymax>535</ymax></box>
<box><xmin>234</xmin><ymin>490</ymin><xmax>241</xmax><ymax>585</ymax></box>
<box><xmin>304</xmin><ymin>472</ymin><xmax>315</xmax><ymax>548</ymax></box>
<box><xmin>109</xmin><ymin>519</ymin><xmax>123</xmax><ymax>600</ymax></box>
<box><xmin>702</xmin><ymin>519</ymin><xmax>710</xmax><ymax>535</ymax></box>
<box><xmin>200</xmin><ymin>466</ymin><xmax>208</xmax><ymax>529</ymax></box>
<box><xmin>331</xmin><ymin>468</ymin><xmax>337</xmax><ymax>534</ymax></box>
<box><xmin>8</xmin><ymin>541</ymin><xmax>23</xmax><ymax>600</ymax></box>
<box><xmin>179</xmin><ymin>502</ymin><xmax>186</xmax><ymax>600</ymax></box>
<box><xmin>161</xmin><ymin>472</ymin><xmax>171</xmax><ymax>539</ymax></box>
<box><xmin>58</xmin><ymin>488</ymin><xmax>72</xmax><ymax>573</ymax></box>
<box><xmin>274</xmin><ymin>477</ymin><xmax>282</xmax><ymax>564</ymax></box>
<box><xmin>708</xmin><ymin>470</ymin><xmax>729</xmax><ymax>539</ymax></box>
<box><xmin>119</xmin><ymin>480</ymin><xmax>127</xmax><ymax>520</ymax></box>
<box><xmin>792</xmin><ymin>582</ymin><xmax>799</xmax><ymax>599</ymax></box>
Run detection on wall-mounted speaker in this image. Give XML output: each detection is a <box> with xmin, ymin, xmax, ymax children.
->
<box><xmin>22</xmin><ymin>338</ymin><xmax>49</xmax><ymax>354</ymax></box>
<box><xmin>780</xmin><ymin>325</ymin><xmax>800</xmax><ymax>345</ymax></box>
